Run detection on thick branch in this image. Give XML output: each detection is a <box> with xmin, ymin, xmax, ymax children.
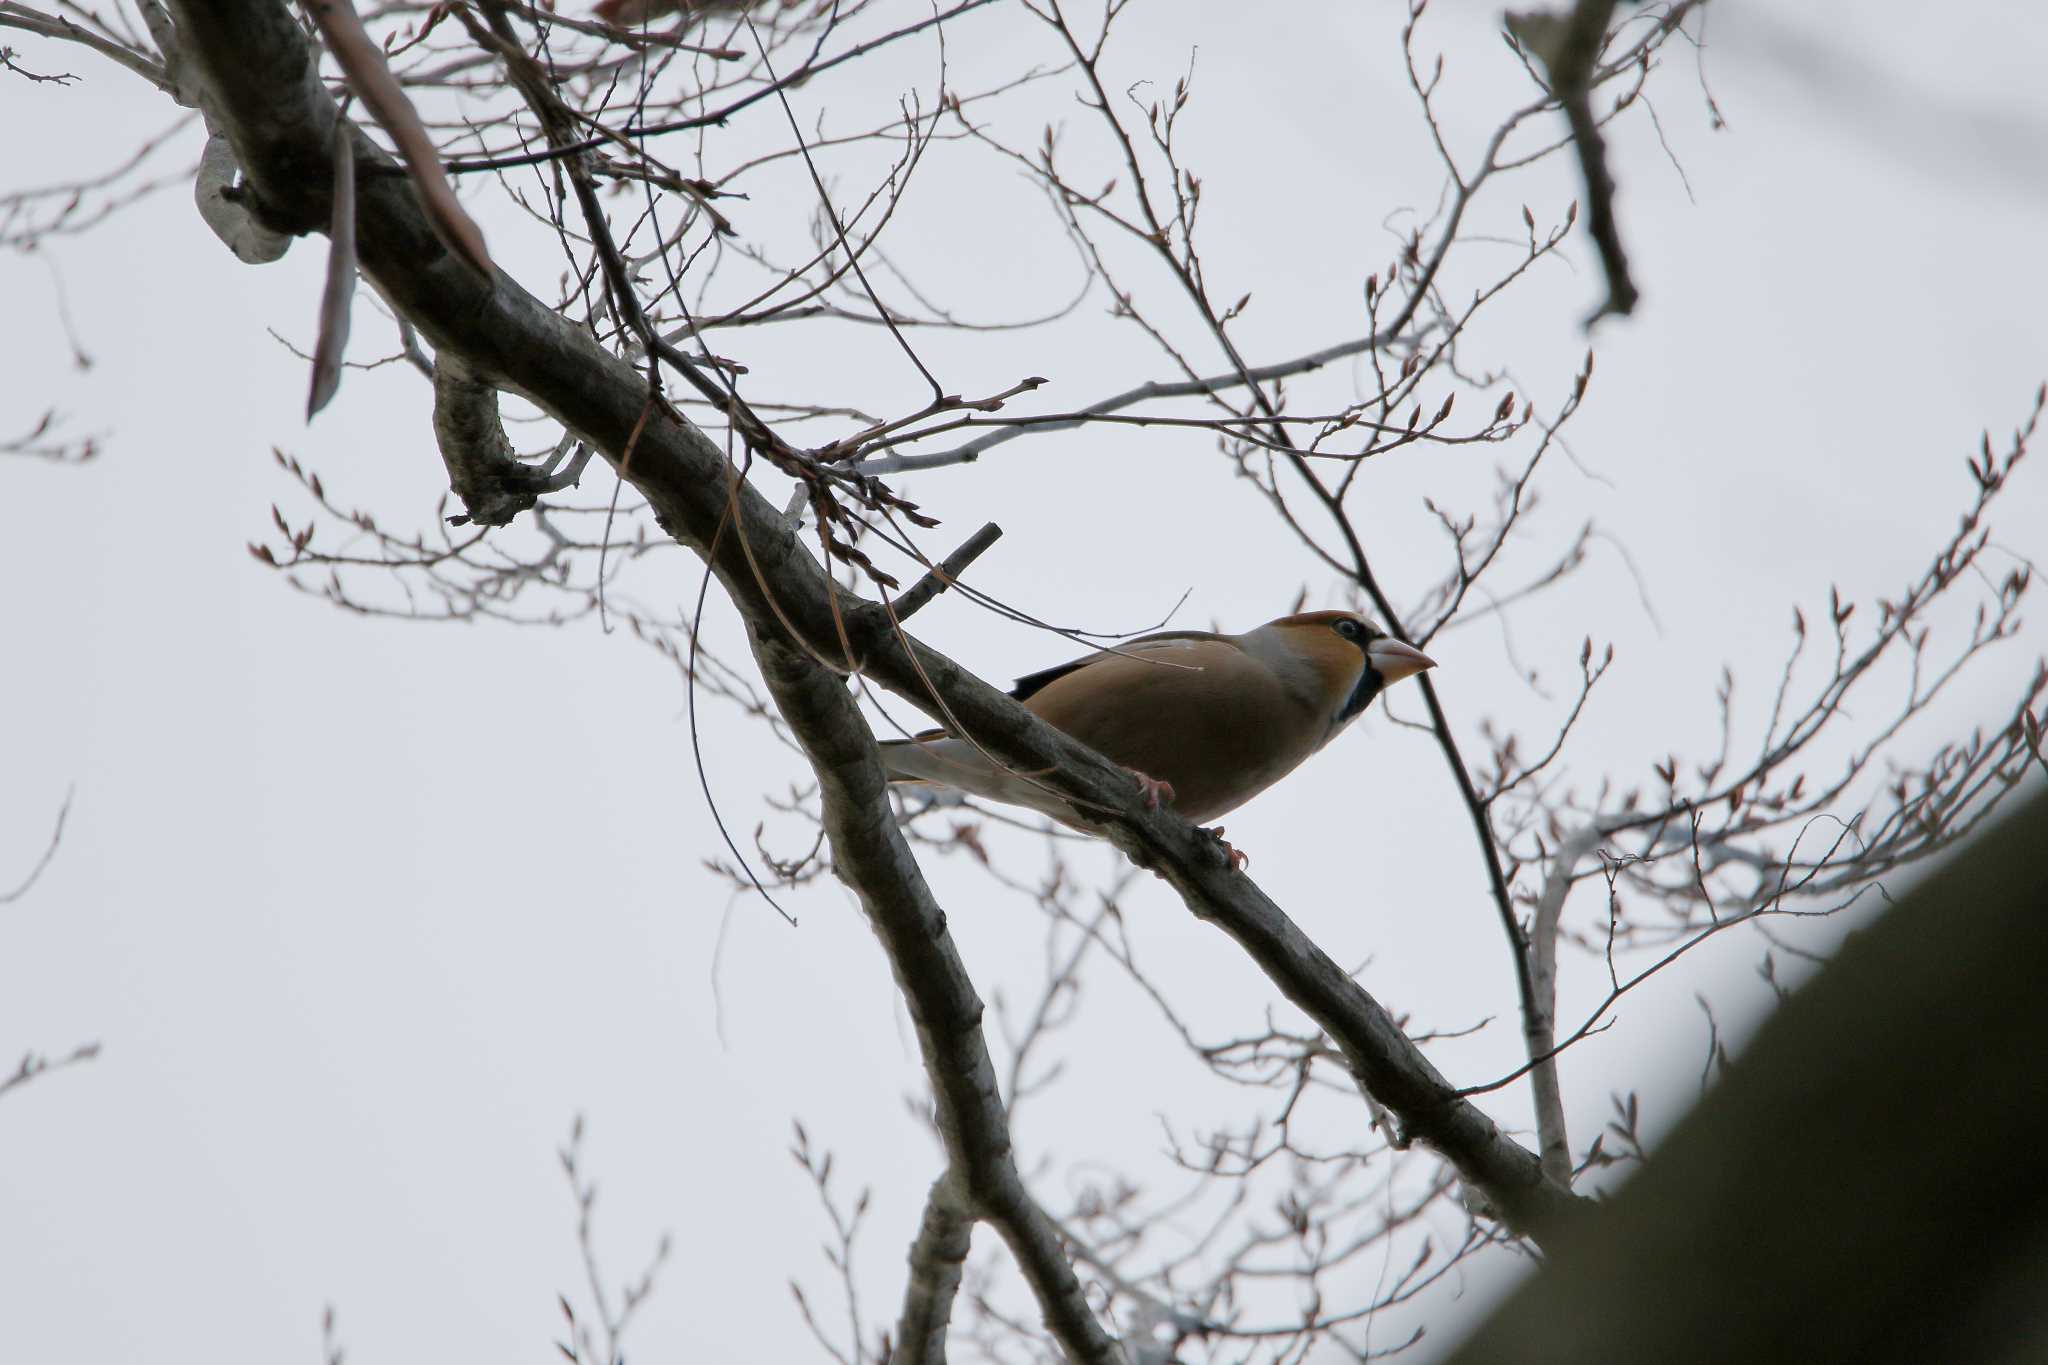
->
<box><xmin>750</xmin><ymin>626</ymin><xmax>1121</xmax><ymax>1364</ymax></box>
<box><xmin>892</xmin><ymin>1177</ymin><xmax>975</xmax><ymax>1364</ymax></box>
<box><xmin>165</xmin><ymin>0</ymin><xmax>1585</xmax><ymax>1246</ymax></box>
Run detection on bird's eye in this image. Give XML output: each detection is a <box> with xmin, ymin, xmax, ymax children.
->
<box><xmin>1334</xmin><ymin>619</ymin><xmax>1361</xmax><ymax>639</ymax></box>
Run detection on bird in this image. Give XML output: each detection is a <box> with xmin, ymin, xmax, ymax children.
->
<box><xmin>878</xmin><ymin>610</ymin><xmax>1436</xmax><ymax>858</ymax></box>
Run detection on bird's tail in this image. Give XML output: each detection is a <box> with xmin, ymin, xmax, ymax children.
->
<box><xmin>876</xmin><ymin>732</ymin><xmax>1074</xmax><ymax>823</ymax></box>
<box><xmin>875</xmin><ymin>734</ymin><xmax>955</xmax><ymax>787</ymax></box>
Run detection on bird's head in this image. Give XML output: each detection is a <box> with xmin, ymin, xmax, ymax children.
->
<box><xmin>1260</xmin><ymin>610</ymin><xmax>1438</xmax><ymax>732</ymax></box>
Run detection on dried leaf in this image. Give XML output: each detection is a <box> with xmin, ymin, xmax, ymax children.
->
<box><xmin>303</xmin><ymin>0</ymin><xmax>492</xmax><ymax>276</ymax></box>
<box><xmin>307</xmin><ymin>116</ymin><xmax>356</xmax><ymax>421</ymax></box>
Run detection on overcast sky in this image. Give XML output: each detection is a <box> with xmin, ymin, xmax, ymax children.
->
<box><xmin>4</xmin><ymin>2</ymin><xmax>2046</xmax><ymax>1361</ymax></box>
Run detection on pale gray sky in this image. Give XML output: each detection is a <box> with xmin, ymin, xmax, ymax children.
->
<box><xmin>3</xmin><ymin>2</ymin><xmax>2045</xmax><ymax>1360</ymax></box>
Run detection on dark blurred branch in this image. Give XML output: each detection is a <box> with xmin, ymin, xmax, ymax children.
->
<box><xmin>1446</xmin><ymin>789</ymin><xmax>2048</xmax><ymax>1363</ymax></box>
<box><xmin>1508</xmin><ymin>0</ymin><xmax>1640</xmax><ymax>321</ymax></box>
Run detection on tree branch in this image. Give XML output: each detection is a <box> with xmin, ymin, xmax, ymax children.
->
<box><xmin>432</xmin><ymin>351</ymin><xmax>570</xmax><ymax>526</ymax></box>
<box><xmin>164</xmin><ymin>0</ymin><xmax>1585</xmax><ymax>1247</ymax></box>
<box><xmin>891</xmin><ymin>1176</ymin><xmax>975</xmax><ymax>1364</ymax></box>
<box><xmin>891</xmin><ymin>521</ymin><xmax>1003</xmax><ymax>621</ymax></box>
<box><xmin>0</xmin><ymin>2</ymin><xmax>173</xmax><ymax>93</ymax></box>
<box><xmin>749</xmin><ymin>626</ymin><xmax>1121</xmax><ymax>1364</ymax></box>
<box><xmin>1508</xmin><ymin>0</ymin><xmax>1638</xmax><ymax>321</ymax></box>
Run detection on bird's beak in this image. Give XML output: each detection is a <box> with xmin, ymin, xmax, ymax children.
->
<box><xmin>1367</xmin><ymin>638</ymin><xmax>1437</xmax><ymax>684</ymax></box>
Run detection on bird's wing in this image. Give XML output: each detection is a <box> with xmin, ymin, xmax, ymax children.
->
<box><xmin>1009</xmin><ymin>631</ymin><xmax>1228</xmax><ymax>701</ymax></box>
<box><xmin>1019</xmin><ymin>632</ymin><xmax>1319</xmax><ymax>822</ymax></box>
<box><xmin>884</xmin><ymin>631</ymin><xmax>1238</xmax><ymax>752</ymax></box>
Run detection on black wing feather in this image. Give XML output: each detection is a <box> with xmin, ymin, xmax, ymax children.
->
<box><xmin>1008</xmin><ymin>631</ymin><xmax>1218</xmax><ymax>701</ymax></box>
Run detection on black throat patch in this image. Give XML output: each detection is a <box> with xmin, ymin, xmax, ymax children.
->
<box><xmin>1335</xmin><ymin>660</ymin><xmax>1382</xmax><ymax>725</ymax></box>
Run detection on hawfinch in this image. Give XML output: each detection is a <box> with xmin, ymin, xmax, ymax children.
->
<box><xmin>880</xmin><ymin>610</ymin><xmax>1436</xmax><ymax>829</ymax></box>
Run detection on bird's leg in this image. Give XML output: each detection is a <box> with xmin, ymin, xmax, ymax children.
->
<box><xmin>1202</xmin><ymin>826</ymin><xmax>1250</xmax><ymax>872</ymax></box>
<box><xmin>1132</xmin><ymin>771</ymin><xmax>1176</xmax><ymax>811</ymax></box>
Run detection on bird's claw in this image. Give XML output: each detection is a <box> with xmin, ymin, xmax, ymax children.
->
<box><xmin>1203</xmin><ymin>826</ymin><xmax>1250</xmax><ymax>872</ymax></box>
<box><xmin>1133</xmin><ymin>771</ymin><xmax>1176</xmax><ymax>811</ymax></box>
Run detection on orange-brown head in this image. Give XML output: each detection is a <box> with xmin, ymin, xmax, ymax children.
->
<box><xmin>1251</xmin><ymin>610</ymin><xmax>1437</xmax><ymax>736</ymax></box>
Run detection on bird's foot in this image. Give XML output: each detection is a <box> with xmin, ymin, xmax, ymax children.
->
<box><xmin>1202</xmin><ymin>826</ymin><xmax>1250</xmax><ymax>872</ymax></box>
<box><xmin>1132</xmin><ymin>771</ymin><xmax>1176</xmax><ymax>811</ymax></box>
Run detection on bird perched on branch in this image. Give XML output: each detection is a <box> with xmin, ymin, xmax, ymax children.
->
<box><xmin>879</xmin><ymin>610</ymin><xmax>1436</xmax><ymax>860</ymax></box>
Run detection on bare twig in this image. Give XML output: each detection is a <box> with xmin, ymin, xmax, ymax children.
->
<box><xmin>891</xmin><ymin>521</ymin><xmax>1002</xmax><ymax>621</ymax></box>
